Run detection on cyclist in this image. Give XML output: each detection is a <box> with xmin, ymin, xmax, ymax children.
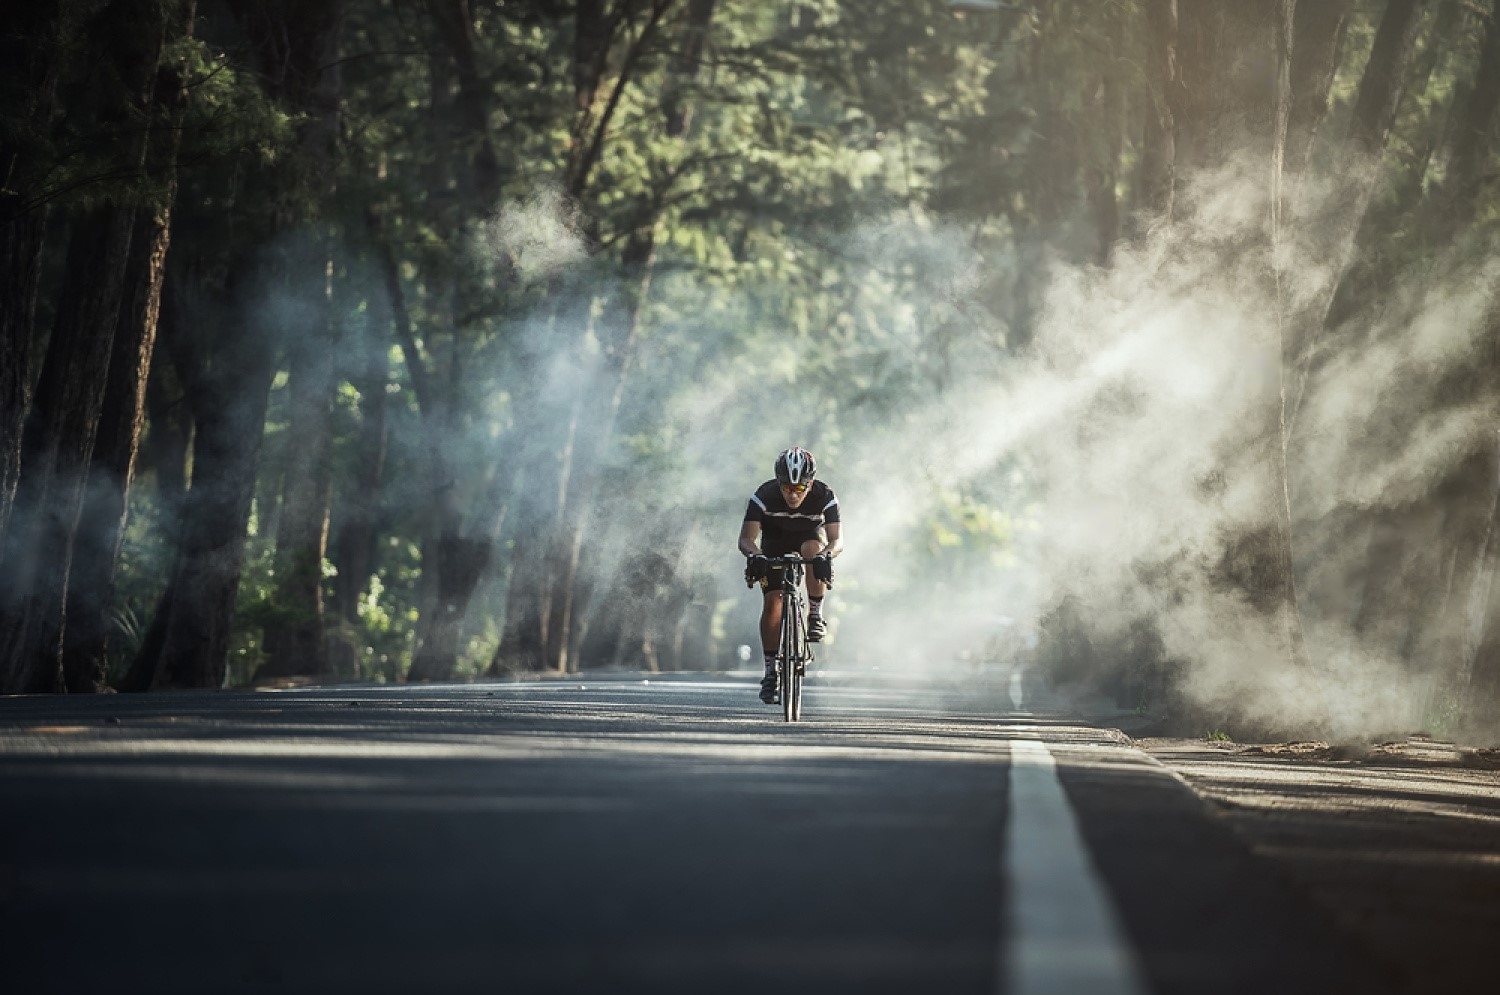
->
<box><xmin>739</xmin><ymin>446</ymin><xmax>842</xmax><ymax>704</ymax></box>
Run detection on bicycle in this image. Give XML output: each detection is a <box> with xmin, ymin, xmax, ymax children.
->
<box><xmin>750</xmin><ymin>553</ymin><xmax>819</xmax><ymax>722</ymax></box>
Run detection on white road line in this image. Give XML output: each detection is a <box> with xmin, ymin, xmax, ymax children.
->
<box><xmin>1002</xmin><ymin>739</ymin><xmax>1149</xmax><ymax>995</ymax></box>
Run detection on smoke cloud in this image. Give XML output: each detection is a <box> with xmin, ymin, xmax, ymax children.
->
<box><xmin>428</xmin><ymin>156</ymin><xmax>1500</xmax><ymax>739</ymax></box>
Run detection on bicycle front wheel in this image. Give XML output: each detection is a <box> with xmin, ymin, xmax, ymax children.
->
<box><xmin>788</xmin><ymin>656</ymin><xmax>803</xmax><ymax>720</ymax></box>
<box><xmin>780</xmin><ymin>595</ymin><xmax>798</xmax><ymax>723</ymax></box>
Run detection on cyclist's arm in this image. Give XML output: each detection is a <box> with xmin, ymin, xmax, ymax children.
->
<box><xmin>738</xmin><ymin>520</ymin><xmax>763</xmax><ymax>558</ymax></box>
<box><xmin>820</xmin><ymin>522</ymin><xmax>843</xmax><ymax>559</ymax></box>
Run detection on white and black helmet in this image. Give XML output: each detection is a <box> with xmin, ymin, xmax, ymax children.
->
<box><xmin>774</xmin><ymin>447</ymin><xmax>816</xmax><ymax>486</ymax></box>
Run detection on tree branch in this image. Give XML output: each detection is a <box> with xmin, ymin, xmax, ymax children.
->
<box><xmin>369</xmin><ymin>209</ymin><xmax>435</xmax><ymax>419</ymax></box>
<box><xmin>568</xmin><ymin>0</ymin><xmax>676</xmax><ymax>199</ymax></box>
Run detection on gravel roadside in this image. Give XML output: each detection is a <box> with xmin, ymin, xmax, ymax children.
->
<box><xmin>1141</xmin><ymin>737</ymin><xmax>1500</xmax><ymax>995</ymax></box>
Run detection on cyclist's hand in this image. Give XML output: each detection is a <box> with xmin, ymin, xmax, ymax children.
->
<box><xmin>745</xmin><ymin>553</ymin><xmax>769</xmax><ymax>585</ymax></box>
<box><xmin>811</xmin><ymin>553</ymin><xmax>834</xmax><ymax>585</ymax></box>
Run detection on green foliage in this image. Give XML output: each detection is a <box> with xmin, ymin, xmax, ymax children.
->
<box><xmin>70</xmin><ymin>0</ymin><xmax>1500</xmax><ymax>722</ymax></box>
<box><xmin>175</xmin><ymin>37</ymin><xmax>298</xmax><ymax>168</ymax></box>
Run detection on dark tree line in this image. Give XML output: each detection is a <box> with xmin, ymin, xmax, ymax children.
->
<box><xmin>3</xmin><ymin>1</ymin><xmax>1500</xmax><ymax>740</ymax></box>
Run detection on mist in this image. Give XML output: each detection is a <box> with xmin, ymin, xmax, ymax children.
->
<box><xmin>445</xmin><ymin>151</ymin><xmax>1497</xmax><ymax>741</ymax></box>
<box><xmin>15</xmin><ymin>0</ymin><xmax>1500</xmax><ymax>742</ymax></box>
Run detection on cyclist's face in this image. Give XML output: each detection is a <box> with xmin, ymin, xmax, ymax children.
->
<box><xmin>780</xmin><ymin>482</ymin><xmax>809</xmax><ymax>506</ymax></box>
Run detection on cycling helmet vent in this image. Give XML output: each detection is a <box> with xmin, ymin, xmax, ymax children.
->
<box><xmin>775</xmin><ymin>447</ymin><xmax>816</xmax><ymax>486</ymax></box>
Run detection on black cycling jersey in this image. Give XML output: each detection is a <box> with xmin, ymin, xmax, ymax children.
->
<box><xmin>745</xmin><ymin>478</ymin><xmax>839</xmax><ymax>553</ymax></box>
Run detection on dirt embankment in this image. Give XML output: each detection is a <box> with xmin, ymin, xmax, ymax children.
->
<box><xmin>1143</xmin><ymin>737</ymin><xmax>1500</xmax><ymax>995</ymax></box>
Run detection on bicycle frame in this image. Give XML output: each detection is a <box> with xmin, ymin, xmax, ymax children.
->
<box><xmin>773</xmin><ymin>553</ymin><xmax>816</xmax><ymax>722</ymax></box>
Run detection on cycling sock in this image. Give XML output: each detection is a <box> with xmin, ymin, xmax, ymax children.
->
<box><xmin>762</xmin><ymin>650</ymin><xmax>776</xmax><ymax>673</ymax></box>
<box><xmin>809</xmin><ymin>596</ymin><xmax>824</xmax><ymax>616</ymax></box>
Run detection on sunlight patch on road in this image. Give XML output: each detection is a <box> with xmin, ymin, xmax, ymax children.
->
<box><xmin>0</xmin><ymin>729</ymin><xmax>1009</xmax><ymax>766</ymax></box>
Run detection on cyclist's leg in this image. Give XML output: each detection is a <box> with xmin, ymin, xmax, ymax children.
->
<box><xmin>760</xmin><ymin>586</ymin><xmax>784</xmax><ymax>654</ymax></box>
<box><xmin>800</xmin><ymin>534</ymin><xmax>828</xmax><ymax>641</ymax></box>
<box><xmin>800</xmin><ymin>535</ymin><xmax>827</xmax><ymax>598</ymax></box>
<box><xmin>758</xmin><ymin>582</ymin><xmax>784</xmax><ymax>702</ymax></box>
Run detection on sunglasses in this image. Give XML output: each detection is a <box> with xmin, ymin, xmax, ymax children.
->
<box><xmin>781</xmin><ymin>482</ymin><xmax>809</xmax><ymax>494</ymax></box>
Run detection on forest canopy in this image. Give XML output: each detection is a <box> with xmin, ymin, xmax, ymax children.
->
<box><xmin>4</xmin><ymin>0</ymin><xmax>1500</xmax><ymax>742</ymax></box>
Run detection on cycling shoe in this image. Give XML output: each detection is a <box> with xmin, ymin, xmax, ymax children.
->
<box><xmin>807</xmin><ymin>614</ymin><xmax>827</xmax><ymax>643</ymax></box>
<box><xmin>759</xmin><ymin>673</ymin><xmax>779</xmax><ymax>704</ymax></box>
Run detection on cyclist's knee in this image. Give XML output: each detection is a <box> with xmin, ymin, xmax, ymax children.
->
<box><xmin>798</xmin><ymin>538</ymin><xmax>821</xmax><ymax>557</ymax></box>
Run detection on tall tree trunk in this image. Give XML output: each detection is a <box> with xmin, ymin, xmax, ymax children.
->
<box><xmin>0</xmin><ymin>0</ymin><xmax>172</xmax><ymax>693</ymax></box>
<box><xmin>543</xmin><ymin>3</ymin><xmax>707</xmax><ymax>672</ymax></box>
<box><xmin>62</xmin><ymin>1</ymin><xmax>197</xmax><ymax>693</ymax></box>
<box><xmin>373</xmin><ymin>232</ymin><xmax>463</xmax><ymax>682</ymax></box>
<box><xmin>425</xmin><ymin>0</ymin><xmax>502</xmax><ymax>207</ymax></box>
<box><xmin>1295</xmin><ymin>3</ymin><xmax>1481</xmax><ymax>702</ymax></box>
<box><xmin>1136</xmin><ymin>0</ymin><xmax>1179</xmax><ymax>221</ymax></box>
<box><xmin>547</xmin><ymin>235</ymin><xmax>657</xmax><ymax>672</ymax></box>
<box><xmin>1319</xmin><ymin>0</ymin><xmax>1466</xmax><ymax>336</ymax></box>
<box><xmin>331</xmin><ymin>292</ymin><xmax>390</xmax><ymax>625</ymax></box>
<box><xmin>1346</xmin><ymin>0</ymin><xmax>1428</xmax><ymax>157</ymax></box>
<box><xmin>1437</xmin><ymin>0</ymin><xmax>1500</xmax><ymax>220</ymax></box>
<box><xmin>0</xmin><ymin>208</ymin><xmax>136</xmax><ymax>693</ymax></box>
<box><xmin>409</xmin><ymin>526</ymin><xmax>493</xmax><ymax>680</ymax></box>
<box><xmin>489</xmin><ymin>4</ymin><xmax>672</xmax><ymax>674</ymax></box>
<box><xmin>257</xmin><ymin>299</ymin><xmax>338</xmax><ymax>678</ymax></box>
<box><xmin>0</xmin><ymin>206</ymin><xmax>47</xmax><ymax>548</ymax></box>
<box><xmin>1461</xmin><ymin>433</ymin><xmax>1500</xmax><ymax>734</ymax></box>
<box><xmin>399</xmin><ymin>0</ymin><xmax>537</xmax><ymax>680</ymax></box>
<box><xmin>117</xmin><ymin>304</ymin><xmax>191</xmax><ymax>693</ymax></box>
<box><xmin>1283</xmin><ymin>0</ymin><xmax>1357</xmax><ymax>179</ymax></box>
<box><xmin>1416</xmin><ymin>438</ymin><xmax>1500</xmax><ymax>678</ymax></box>
<box><xmin>1172</xmin><ymin>0</ymin><xmax>1276</xmax><ymax>173</ymax></box>
<box><xmin>151</xmin><ymin>295</ymin><xmax>277</xmax><ymax>690</ymax></box>
<box><xmin>376</xmin><ymin>232</ymin><xmax>509</xmax><ymax>682</ymax></box>
<box><xmin>1177</xmin><ymin>1</ymin><xmax>1315</xmax><ymax>690</ymax></box>
<box><xmin>1088</xmin><ymin>67</ymin><xmax>1122</xmax><ymax>265</ymax></box>
<box><xmin>125</xmin><ymin>0</ymin><xmax>348</xmax><ymax>690</ymax></box>
<box><xmin>1267</xmin><ymin>0</ymin><xmax>1315</xmax><ymax>682</ymax></box>
<box><xmin>60</xmin><ymin>210</ymin><xmax>173</xmax><ymax>692</ymax></box>
<box><xmin>491</xmin><ymin>525</ymin><xmax>549</xmax><ymax>673</ymax></box>
<box><xmin>1286</xmin><ymin>0</ymin><xmax>1427</xmax><ymax>435</ymax></box>
<box><xmin>247</xmin><ymin>2</ymin><xmax>345</xmax><ymax>681</ymax></box>
<box><xmin>0</xmin><ymin>0</ymin><xmax>72</xmax><ymax>544</ymax></box>
<box><xmin>488</xmin><ymin>292</ymin><xmax>585</xmax><ymax>675</ymax></box>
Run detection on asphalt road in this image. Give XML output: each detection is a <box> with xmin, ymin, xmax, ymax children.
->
<box><xmin>0</xmin><ymin>675</ymin><xmax>1390</xmax><ymax>994</ymax></box>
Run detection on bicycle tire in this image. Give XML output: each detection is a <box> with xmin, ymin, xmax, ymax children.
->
<box><xmin>781</xmin><ymin>612</ymin><xmax>795</xmax><ymax>723</ymax></box>
<box><xmin>790</xmin><ymin>594</ymin><xmax>805</xmax><ymax>721</ymax></box>
<box><xmin>788</xmin><ymin>587</ymin><xmax>809</xmax><ymax>722</ymax></box>
<box><xmin>789</xmin><ymin>656</ymin><xmax>803</xmax><ymax>721</ymax></box>
<box><xmin>780</xmin><ymin>582</ymin><xmax>798</xmax><ymax>722</ymax></box>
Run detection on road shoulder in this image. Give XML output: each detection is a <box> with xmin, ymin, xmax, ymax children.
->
<box><xmin>1141</xmin><ymin>737</ymin><xmax>1500</xmax><ymax>995</ymax></box>
<box><xmin>1040</xmin><ymin>729</ymin><xmax>1392</xmax><ymax>995</ymax></box>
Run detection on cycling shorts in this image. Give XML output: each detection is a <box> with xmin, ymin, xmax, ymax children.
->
<box><xmin>759</xmin><ymin>529</ymin><xmax>824</xmax><ymax>592</ymax></box>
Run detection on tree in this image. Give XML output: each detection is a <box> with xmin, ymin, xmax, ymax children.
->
<box><xmin>0</xmin><ymin>0</ymin><xmax>73</xmax><ymax>545</ymax></box>
<box><xmin>0</xmin><ymin>0</ymin><xmax>184</xmax><ymax>693</ymax></box>
<box><xmin>62</xmin><ymin>0</ymin><xmax>199</xmax><ymax>693</ymax></box>
<box><xmin>129</xmin><ymin>0</ymin><xmax>345</xmax><ymax>689</ymax></box>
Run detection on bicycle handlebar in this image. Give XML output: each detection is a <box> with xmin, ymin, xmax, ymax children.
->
<box><xmin>744</xmin><ymin>552</ymin><xmax>824</xmax><ymax>589</ymax></box>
